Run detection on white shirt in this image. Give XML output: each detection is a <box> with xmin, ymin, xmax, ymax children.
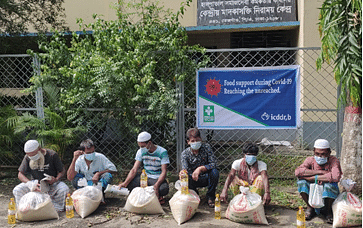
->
<box><xmin>231</xmin><ymin>158</ymin><xmax>267</xmax><ymax>175</ymax></box>
<box><xmin>75</xmin><ymin>152</ymin><xmax>117</xmax><ymax>180</ymax></box>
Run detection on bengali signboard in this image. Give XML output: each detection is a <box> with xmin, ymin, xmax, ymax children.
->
<box><xmin>197</xmin><ymin>0</ymin><xmax>297</xmax><ymax>26</ymax></box>
<box><xmin>196</xmin><ymin>66</ymin><xmax>301</xmax><ymax>129</ymax></box>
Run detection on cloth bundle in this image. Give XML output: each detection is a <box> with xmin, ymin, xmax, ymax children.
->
<box><xmin>124</xmin><ymin>186</ymin><xmax>164</xmax><ymax>214</ymax></box>
<box><xmin>332</xmin><ymin>179</ymin><xmax>362</xmax><ymax>228</ymax></box>
<box><xmin>169</xmin><ymin>180</ymin><xmax>200</xmax><ymax>225</ymax></box>
<box><xmin>17</xmin><ymin>192</ymin><xmax>58</xmax><ymax>221</ymax></box>
<box><xmin>72</xmin><ymin>186</ymin><xmax>103</xmax><ymax>218</ymax></box>
<box><xmin>225</xmin><ymin>186</ymin><xmax>268</xmax><ymax>225</ymax></box>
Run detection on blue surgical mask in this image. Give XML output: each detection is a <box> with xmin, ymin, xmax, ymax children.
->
<box><xmin>140</xmin><ymin>147</ymin><xmax>149</xmax><ymax>153</ymax></box>
<box><xmin>190</xmin><ymin>141</ymin><xmax>202</xmax><ymax>150</ymax></box>
<box><xmin>314</xmin><ymin>156</ymin><xmax>328</xmax><ymax>165</ymax></box>
<box><xmin>84</xmin><ymin>152</ymin><xmax>96</xmax><ymax>161</ymax></box>
<box><xmin>245</xmin><ymin>155</ymin><xmax>257</xmax><ymax>165</ymax></box>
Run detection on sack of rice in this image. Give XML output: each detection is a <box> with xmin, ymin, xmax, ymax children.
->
<box><xmin>225</xmin><ymin>186</ymin><xmax>268</xmax><ymax>225</ymax></box>
<box><xmin>124</xmin><ymin>186</ymin><xmax>164</xmax><ymax>214</ymax></box>
<box><xmin>333</xmin><ymin>179</ymin><xmax>362</xmax><ymax>228</ymax></box>
<box><xmin>169</xmin><ymin>180</ymin><xmax>200</xmax><ymax>225</ymax></box>
<box><xmin>17</xmin><ymin>192</ymin><xmax>58</xmax><ymax>221</ymax></box>
<box><xmin>72</xmin><ymin>186</ymin><xmax>102</xmax><ymax>218</ymax></box>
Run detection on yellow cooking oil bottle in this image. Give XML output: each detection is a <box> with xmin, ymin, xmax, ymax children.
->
<box><xmin>296</xmin><ymin>206</ymin><xmax>305</xmax><ymax>228</ymax></box>
<box><xmin>8</xmin><ymin>198</ymin><xmax>16</xmax><ymax>224</ymax></box>
<box><xmin>66</xmin><ymin>193</ymin><xmax>74</xmax><ymax>218</ymax></box>
<box><xmin>180</xmin><ymin>169</ymin><xmax>189</xmax><ymax>194</ymax></box>
<box><xmin>140</xmin><ymin>169</ymin><xmax>148</xmax><ymax>188</ymax></box>
<box><xmin>215</xmin><ymin>194</ymin><xmax>221</xmax><ymax>219</ymax></box>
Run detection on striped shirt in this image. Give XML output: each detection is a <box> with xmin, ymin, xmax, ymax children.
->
<box><xmin>135</xmin><ymin>146</ymin><xmax>170</xmax><ymax>179</ymax></box>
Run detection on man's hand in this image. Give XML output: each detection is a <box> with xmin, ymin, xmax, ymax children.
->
<box><xmin>46</xmin><ymin>176</ymin><xmax>57</xmax><ymax>185</ymax></box>
<box><xmin>263</xmin><ymin>192</ymin><xmax>271</xmax><ymax>206</ymax></box>
<box><xmin>220</xmin><ymin>191</ymin><xmax>228</xmax><ymax>203</ymax></box>
<box><xmin>92</xmin><ymin>172</ymin><xmax>100</xmax><ymax>183</ymax></box>
<box><xmin>34</xmin><ymin>184</ymin><xmax>41</xmax><ymax>192</ymax></box>
<box><xmin>118</xmin><ymin>182</ymin><xmax>127</xmax><ymax>189</ymax></box>
<box><xmin>153</xmin><ymin>184</ymin><xmax>160</xmax><ymax>198</ymax></box>
<box><xmin>73</xmin><ymin>150</ymin><xmax>84</xmax><ymax>159</ymax></box>
<box><xmin>192</xmin><ymin>167</ymin><xmax>201</xmax><ymax>181</ymax></box>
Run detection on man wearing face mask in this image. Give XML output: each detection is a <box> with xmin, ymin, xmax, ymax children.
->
<box><xmin>67</xmin><ymin>139</ymin><xmax>117</xmax><ymax>191</ymax></box>
<box><xmin>13</xmin><ymin>140</ymin><xmax>69</xmax><ymax>211</ymax></box>
<box><xmin>295</xmin><ymin>139</ymin><xmax>342</xmax><ymax>224</ymax></box>
<box><xmin>219</xmin><ymin>142</ymin><xmax>271</xmax><ymax>206</ymax></box>
<box><xmin>118</xmin><ymin>131</ymin><xmax>170</xmax><ymax>204</ymax></box>
<box><xmin>180</xmin><ymin>128</ymin><xmax>219</xmax><ymax>208</ymax></box>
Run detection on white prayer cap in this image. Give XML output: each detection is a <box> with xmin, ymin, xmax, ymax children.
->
<box><xmin>24</xmin><ymin>140</ymin><xmax>40</xmax><ymax>153</ymax></box>
<box><xmin>137</xmin><ymin>132</ymin><xmax>151</xmax><ymax>142</ymax></box>
<box><xmin>314</xmin><ymin>139</ymin><xmax>330</xmax><ymax>149</ymax></box>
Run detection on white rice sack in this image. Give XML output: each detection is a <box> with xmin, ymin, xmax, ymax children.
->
<box><xmin>332</xmin><ymin>179</ymin><xmax>362</xmax><ymax>228</ymax></box>
<box><xmin>124</xmin><ymin>186</ymin><xmax>164</xmax><ymax>214</ymax></box>
<box><xmin>17</xmin><ymin>192</ymin><xmax>58</xmax><ymax>221</ymax></box>
<box><xmin>72</xmin><ymin>186</ymin><xmax>102</xmax><ymax>218</ymax></box>
<box><xmin>225</xmin><ymin>186</ymin><xmax>268</xmax><ymax>225</ymax></box>
<box><xmin>169</xmin><ymin>189</ymin><xmax>200</xmax><ymax>225</ymax></box>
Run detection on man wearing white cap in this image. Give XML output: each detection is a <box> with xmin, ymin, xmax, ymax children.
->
<box><xmin>12</xmin><ymin>140</ymin><xmax>69</xmax><ymax>211</ymax></box>
<box><xmin>118</xmin><ymin>131</ymin><xmax>170</xmax><ymax>204</ymax></box>
<box><xmin>295</xmin><ymin>139</ymin><xmax>342</xmax><ymax>224</ymax></box>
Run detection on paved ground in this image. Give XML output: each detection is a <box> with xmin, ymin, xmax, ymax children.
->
<box><xmin>0</xmin><ymin>177</ymin><xmax>334</xmax><ymax>228</ymax></box>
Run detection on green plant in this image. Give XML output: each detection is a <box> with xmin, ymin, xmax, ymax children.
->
<box><xmin>0</xmin><ymin>105</ymin><xmax>18</xmax><ymax>160</ymax></box>
<box><xmin>7</xmin><ymin>108</ymin><xmax>86</xmax><ymax>160</ymax></box>
<box><xmin>27</xmin><ymin>0</ymin><xmax>207</xmax><ymax>135</ymax></box>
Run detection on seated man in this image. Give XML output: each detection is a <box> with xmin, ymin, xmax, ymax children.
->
<box><xmin>295</xmin><ymin>139</ymin><xmax>342</xmax><ymax>224</ymax></box>
<box><xmin>118</xmin><ymin>131</ymin><xmax>169</xmax><ymax>204</ymax></box>
<box><xmin>180</xmin><ymin>128</ymin><xmax>219</xmax><ymax>208</ymax></box>
<box><xmin>220</xmin><ymin>142</ymin><xmax>271</xmax><ymax>206</ymax></box>
<box><xmin>13</xmin><ymin>140</ymin><xmax>69</xmax><ymax>211</ymax></box>
<box><xmin>67</xmin><ymin>139</ymin><xmax>117</xmax><ymax>191</ymax></box>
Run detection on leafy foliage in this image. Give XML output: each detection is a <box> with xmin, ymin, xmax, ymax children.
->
<box><xmin>28</xmin><ymin>0</ymin><xmax>207</xmax><ymax>133</ymax></box>
<box><xmin>7</xmin><ymin>108</ymin><xmax>86</xmax><ymax>160</ymax></box>
<box><xmin>0</xmin><ymin>105</ymin><xmax>18</xmax><ymax>159</ymax></box>
<box><xmin>316</xmin><ymin>0</ymin><xmax>362</xmax><ymax>107</ymax></box>
<box><xmin>0</xmin><ymin>0</ymin><xmax>68</xmax><ymax>34</ymax></box>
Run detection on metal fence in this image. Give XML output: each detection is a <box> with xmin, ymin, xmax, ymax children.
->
<box><xmin>0</xmin><ymin>48</ymin><xmax>339</xmax><ymax>178</ymax></box>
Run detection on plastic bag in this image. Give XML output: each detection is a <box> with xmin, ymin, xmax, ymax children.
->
<box><xmin>72</xmin><ymin>186</ymin><xmax>102</xmax><ymax>218</ymax></box>
<box><xmin>332</xmin><ymin>179</ymin><xmax>362</xmax><ymax>228</ymax></box>
<box><xmin>17</xmin><ymin>192</ymin><xmax>59</xmax><ymax>221</ymax></box>
<box><xmin>124</xmin><ymin>186</ymin><xmax>164</xmax><ymax>214</ymax></box>
<box><xmin>225</xmin><ymin>186</ymin><xmax>268</xmax><ymax>225</ymax></box>
<box><xmin>104</xmin><ymin>185</ymin><xmax>129</xmax><ymax>198</ymax></box>
<box><xmin>308</xmin><ymin>175</ymin><xmax>324</xmax><ymax>208</ymax></box>
<box><xmin>169</xmin><ymin>180</ymin><xmax>200</xmax><ymax>225</ymax></box>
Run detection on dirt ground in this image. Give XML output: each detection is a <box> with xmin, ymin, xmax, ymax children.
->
<box><xmin>0</xmin><ymin>177</ymin><xmax>335</xmax><ymax>228</ymax></box>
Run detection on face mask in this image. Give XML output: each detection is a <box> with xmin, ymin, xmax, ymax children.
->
<box><xmin>29</xmin><ymin>152</ymin><xmax>41</xmax><ymax>161</ymax></box>
<box><xmin>140</xmin><ymin>147</ymin><xmax>149</xmax><ymax>153</ymax></box>
<box><xmin>190</xmin><ymin>141</ymin><xmax>202</xmax><ymax>150</ymax></box>
<box><xmin>314</xmin><ymin>156</ymin><xmax>328</xmax><ymax>165</ymax></box>
<box><xmin>245</xmin><ymin>155</ymin><xmax>257</xmax><ymax>165</ymax></box>
<box><xmin>85</xmin><ymin>152</ymin><xmax>96</xmax><ymax>161</ymax></box>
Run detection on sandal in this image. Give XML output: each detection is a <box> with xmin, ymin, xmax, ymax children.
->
<box><xmin>305</xmin><ymin>207</ymin><xmax>316</xmax><ymax>221</ymax></box>
<box><xmin>159</xmin><ymin>196</ymin><xmax>166</xmax><ymax>205</ymax></box>
<box><xmin>325</xmin><ymin>214</ymin><xmax>333</xmax><ymax>224</ymax></box>
<box><xmin>207</xmin><ymin>198</ymin><xmax>215</xmax><ymax>208</ymax></box>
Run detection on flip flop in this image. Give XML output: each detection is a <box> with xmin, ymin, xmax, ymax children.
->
<box><xmin>207</xmin><ymin>198</ymin><xmax>215</xmax><ymax>208</ymax></box>
<box><xmin>326</xmin><ymin>214</ymin><xmax>333</xmax><ymax>224</ymax></box>
<box><xmin>305</xmin><ymin>207</ymin><xmax>316</xmax><ymax>220</ymax></box>
<box><xmin>159</xmin><ymin>196</ymin><xmax>166</xmax><ymax>205</ymax></box>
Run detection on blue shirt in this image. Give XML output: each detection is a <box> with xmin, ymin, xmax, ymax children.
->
<box><xmin>75</xmin><ymin>152</ymin><xmax>117</xmax><ymax>180</ymax></box>
<box><xmin>135</xmin><ymin>146</ymin><xmax>169</xmax><ymax>179</ymax></box>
